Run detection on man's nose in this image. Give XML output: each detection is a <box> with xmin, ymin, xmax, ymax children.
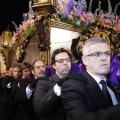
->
<box><xmin>100</xmin><ymin>53</ymin><xmax>108</xmax><ymax>59</ymax></box>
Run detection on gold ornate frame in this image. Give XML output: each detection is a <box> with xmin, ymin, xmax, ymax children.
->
<box><xmin>75</xmin><ymin>23</ymin><xmax>120</xmax><ymax>59</ymax></box>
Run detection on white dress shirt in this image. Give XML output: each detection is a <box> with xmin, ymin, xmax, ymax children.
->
<box><xmin>87</xmin><ymin>70</ymin><xmax>118</xmax><ymax>105</ymax></box>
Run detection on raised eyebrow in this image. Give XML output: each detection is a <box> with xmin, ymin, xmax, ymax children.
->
<box><xmin>94</xmin><ymin>51</ymin><xmax>110</xmax><ymax>53</ymax></box>
<box><xmin>65</xmin><ymin>58</ymin><xmax>70</xmax><ymax>59</ymax></box>
<box><xmin>106</xmin><ymin>51</ymin><xmax>111</xmax><ymax>52</ymax></box>
<box><xmin>35</xmin><ymin>65</ymin><xmax>44</xmax><ymax>67</ymax></box>
<box><xmin>92</xmin><ymin>51</ymin><xmax>101</xmax><ymax>54</ymax></box>
<box><xmin>58</xmin><ymin>58</ymin><xmax>69</xmax><ymax>60</ymax></box>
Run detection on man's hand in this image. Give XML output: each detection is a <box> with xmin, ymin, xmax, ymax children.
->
<box><xmin>28</xmin><ymin>77</ymin><xmax>49</xmax><ymax>90</ymax></box>
<box><xmin>37</xmin><ymin>76</ymin><xmax>49</xmax><ymax>81</ymax></box>
<box><xmin>7</xmin><ymin>82</ymin><xmax>12</xmax><ymax>89</ymax></box>
<box><xmin>57</xmin><ymin>72</ymin><xmax>85</xmax><ymax>86</ymax></box>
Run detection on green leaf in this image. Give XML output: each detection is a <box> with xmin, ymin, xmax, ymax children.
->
<box><xmin>24</xmin><ymin>26</ymin><xmax>36</xmax><ymax>37</ymax></box>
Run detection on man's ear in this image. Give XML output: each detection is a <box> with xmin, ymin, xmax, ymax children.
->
<box><xmin>82</xmin><ymin>56</ymin><xmax>87</xmax><ymax>66</ymax></box>
<box><xmin>31</xmin><ymin>70</ymin><xmax>34</xmax><ymax>75</ymax></box>
<box><xmin>52</xmin><ymin>64</ymin><xmax>56</xmax><ymax>70</ymax></box>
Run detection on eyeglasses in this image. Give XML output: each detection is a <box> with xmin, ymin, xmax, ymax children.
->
<box><xmin>55</xmin><ymin>58</ymin><xmax>71</xmax><ymax>63</ymax></box>
<box><xmin>85</xmin><ymin>51</ymin><xmax>111</xmax><ymax>58</ymax></box>
<box><xmin>34</xmin><ymin>65</ymin><xmax>46</xmax><ymax>69</ymax></box>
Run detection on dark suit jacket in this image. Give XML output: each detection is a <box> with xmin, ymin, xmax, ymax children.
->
<box><xmin>0</xmin><ymin>76</ymin><xmax>18</xmax><ymax>120</ymax></box>
<box><xmin>12</xmin><ymin>77</ymin><xmax>39</xmax><ymax>120</ymax></box>
<box><xmin>33</xmin><ymin>74</ymin><xmax>66</xmax><ymax>120</ymax></box>
<box><xmin>61</xmin><ymin>71</ymin><xmax>120</xmax><ymax>120</ymax></box>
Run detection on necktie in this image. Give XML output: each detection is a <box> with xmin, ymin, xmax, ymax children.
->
<box><xmin>100</xmin><ymin>80</ymin><xmax>113</xmax><ymax>105</ymax></box>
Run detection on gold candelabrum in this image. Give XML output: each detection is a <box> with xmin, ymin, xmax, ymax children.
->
<box><xmin>32</xmin><ymin>0</ymin><xmax>56</xmax><ymax>65</ymax></box>
<box><xmin>1</xmin><ymin>27</ymin><xmax>13</xmax><ymax>69</ymax></box>
<box><xmin>2</xmin><ymin>29</ymin><xmax>12</xmax><ymax>47</ymax></box>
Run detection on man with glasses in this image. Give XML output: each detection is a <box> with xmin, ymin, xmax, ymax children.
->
<box><xmin>31</xmin><ymin>60</ymin><xmax>46</xmax><ymax>79</ymax></box>
<box><xmin>61</xmin><ymin>37</ymin><xmax>120</xmax><ymax>120</ymax></box>
<box><xmin>33</xmin><ymin>48</ymin><xmax>82</xmax><ymax>120</ymax></box>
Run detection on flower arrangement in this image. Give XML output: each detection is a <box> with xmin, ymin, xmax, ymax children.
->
<box><xmin>11</xmin><ymin>1</ymin><xmax>36</xmax><ymax>45</ymax></box>
<box><xmin>11</xmin><ymin>0</ymin><xmax>120</xmax><ymax>45</ymax></box>
<box><xmin>56</xmin><ymin>0</ymin><xmax>120</xmax><ymax>33</ymax></box>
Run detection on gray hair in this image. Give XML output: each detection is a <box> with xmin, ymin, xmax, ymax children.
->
<box><xmin>82</xmin><ymin>37</ymin><xmax>110</xmax><ymax>56</ymax></box>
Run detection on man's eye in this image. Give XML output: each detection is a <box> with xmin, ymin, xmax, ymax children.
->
<box><xmin>106</xmin><ymin>52</ymin><xmax>111</xmax><ymax>56</ymax></box>
<box><xmin>94</xmin><ymin>52</ymin><xmax>101</xmax><ymax>57</ymax></box>
<box><xmin>58</xmin><ymin>60</ymin><xmax>63</xmax><ymax>63</ymax></box>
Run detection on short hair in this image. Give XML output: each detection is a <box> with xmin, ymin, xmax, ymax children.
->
<box><xmin>21</xmin><ymin>62</ymin><xmax>32</xmax><ymax>71</ymax></box>
<box><xmin>51</xmin><ymin>47</ymin><xmax>72</xmax><ymax>65</ymax></box>
<box><xmin>13</xmin><ymin>63</ymin><xmax>22</xmax><ymax>71</ymax></box>
<box><xmin>32</xmin><ymin>59</ymin><xmax>45</xmax><ymax>70</ymax></box>
<box><xmin>82</xmin><ymin>37</ymin><xmax>110</xmax><ymax>56</ymax></box>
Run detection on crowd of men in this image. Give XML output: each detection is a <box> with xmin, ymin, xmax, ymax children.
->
<box><xmin>0</xmin><ymin>37</ymin><xmax>120</xmax><ymax>120</ymax></box>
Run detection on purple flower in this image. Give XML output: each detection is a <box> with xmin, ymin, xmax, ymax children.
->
<box><xmin>76</xmin><ymin>0</ymin><xmax>86</xmax><ymax>16</ymax></box>
<box><xmin>11</xmin><ymin>21</ymin><xmax>18</xmax><ymax>32</ymax></box>
<box><xmin>108</xmin><ymin>13</ymin><xmax>115</xmax><ymax>22</ymax></box>
<box><xmin>76</xmin><ymin>21</ymin><xmax>80</xmax><ymax>25</ymax></box>
<box><xmin>67</xmin><ymin>0</ymin><xmax>75</xmax><ymax>11</ymax></box>
<box><xmin>29</xmin><ymin>9</ymin><xmax>34</xmax><ymax>19</ymax></box>
<box><xmin>64</xmin><ymin>6</ymin><xmax>70</xmax><ymax>16</ymax></box>
<box><xmin>23</xmin><ymin>13</ymin><xmax>27</xmax><ymax>22</ymax></box>
<box><xmin>85</xmin><ymin>20</ymin><xmax>90</xmax><ymax>25</ymax></box>
<box><xmin>63</xmin><ymin>0</ymin><xmax>75</xmax><ymax>16</ymax></box>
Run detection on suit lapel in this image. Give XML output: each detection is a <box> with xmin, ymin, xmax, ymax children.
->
<box><xmin>83</xmin><ymin>71</ymin><xmax>111</xmax><ymax>107</ymax></box>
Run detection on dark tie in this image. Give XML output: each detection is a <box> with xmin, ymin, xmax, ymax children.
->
<box><xmin>100</xmin><ymin>80</ymin><xmax>113</xmax><ymax>105</ymax></box>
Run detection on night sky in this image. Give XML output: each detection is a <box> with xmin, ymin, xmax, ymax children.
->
<box><xmin>0</xmin><ymin>0</ymin><xmax>120</xmax><ymax>35</ymax></box>
<box><xmin>0</xmin><ymin>0</ymin><xmax>30</xmax><ymax>34</ymax></box>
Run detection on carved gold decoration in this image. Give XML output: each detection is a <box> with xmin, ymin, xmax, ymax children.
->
<box><xmin>40</xmin><ymin>51</ymin><xmax>50</xmax><ymax>65</ymax></box>
<box><xmin>51</xmin><ymin>21</ymin><xmax>82</xmax><ymax>32</ymax></box>
<box><xmin>13</xmin><ymin>32</ymin><xmax>35</xmax><ymax>62</ymax></box>
<box><xmin>33</xmin><ymin>0</ymin><xmax>55</xmax><ymax>4</ymax></box>
<box><xmin>32</xmin><ymin>1</ymin><xmax>56</xmax><ymax>64</ymax></box>
<box><xmin>0</xmin><ymin>50</ymin><xmax>6</xmax><ymax>65</ymax></box>
<box><xmin>34</xmin><ymin>15</ymin><xmax>51</xmax><ymax>64</ymax></box>
<box><xmin>35</xmin><ymin>15</ymin><xmax>51</xmax><ymax>51</ymax></box>
<box><xmin>32</xmin><ymin>2</ymin><xmax>56</xmax><ymax>17</ymax></box>
<box><xmin>76</xmin><ymin>24</ymin><xmax>120</xmax><ymax>58</ymax></box>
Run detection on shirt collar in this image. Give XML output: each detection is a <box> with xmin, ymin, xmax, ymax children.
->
<box><xmin>87</xmin><ymin>70</ymin><xmax>106</xmax><ymax>84</ymax></box>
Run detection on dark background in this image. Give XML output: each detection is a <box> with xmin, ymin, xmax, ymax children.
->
<box><xmin>0</xmin><ymin>0</ymin><xmax>120</xmax><ymax>35</ymax></box>
<box><xmin>0</xmin><ymin>0</ymin><xmax>30</xmax><ymax>34</ymax></box>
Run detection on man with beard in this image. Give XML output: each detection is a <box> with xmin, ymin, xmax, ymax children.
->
<box><xmin>12</xmin><ymin>60</ymin><xmax>46</xmax><ymax>120</ymax></box>
<box><xmin>33</xmin><ymin>48</ymin><xmax>81</xmax><ymax>120</ymax></box>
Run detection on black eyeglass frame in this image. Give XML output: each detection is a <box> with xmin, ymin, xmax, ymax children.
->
<box><xmin>34</xmin><ymin>65</ymin><xmax>46</xmax><ymax>70</ymax></box>
<box><xmin>55</xmin><ymin>58</ymin><xmax>71</xmax><ymax>63</ymax></box>
<box><xmin>85</xmin><ymin>51</ymin><xmax>112</xmax><ymax>58</ymax></box>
